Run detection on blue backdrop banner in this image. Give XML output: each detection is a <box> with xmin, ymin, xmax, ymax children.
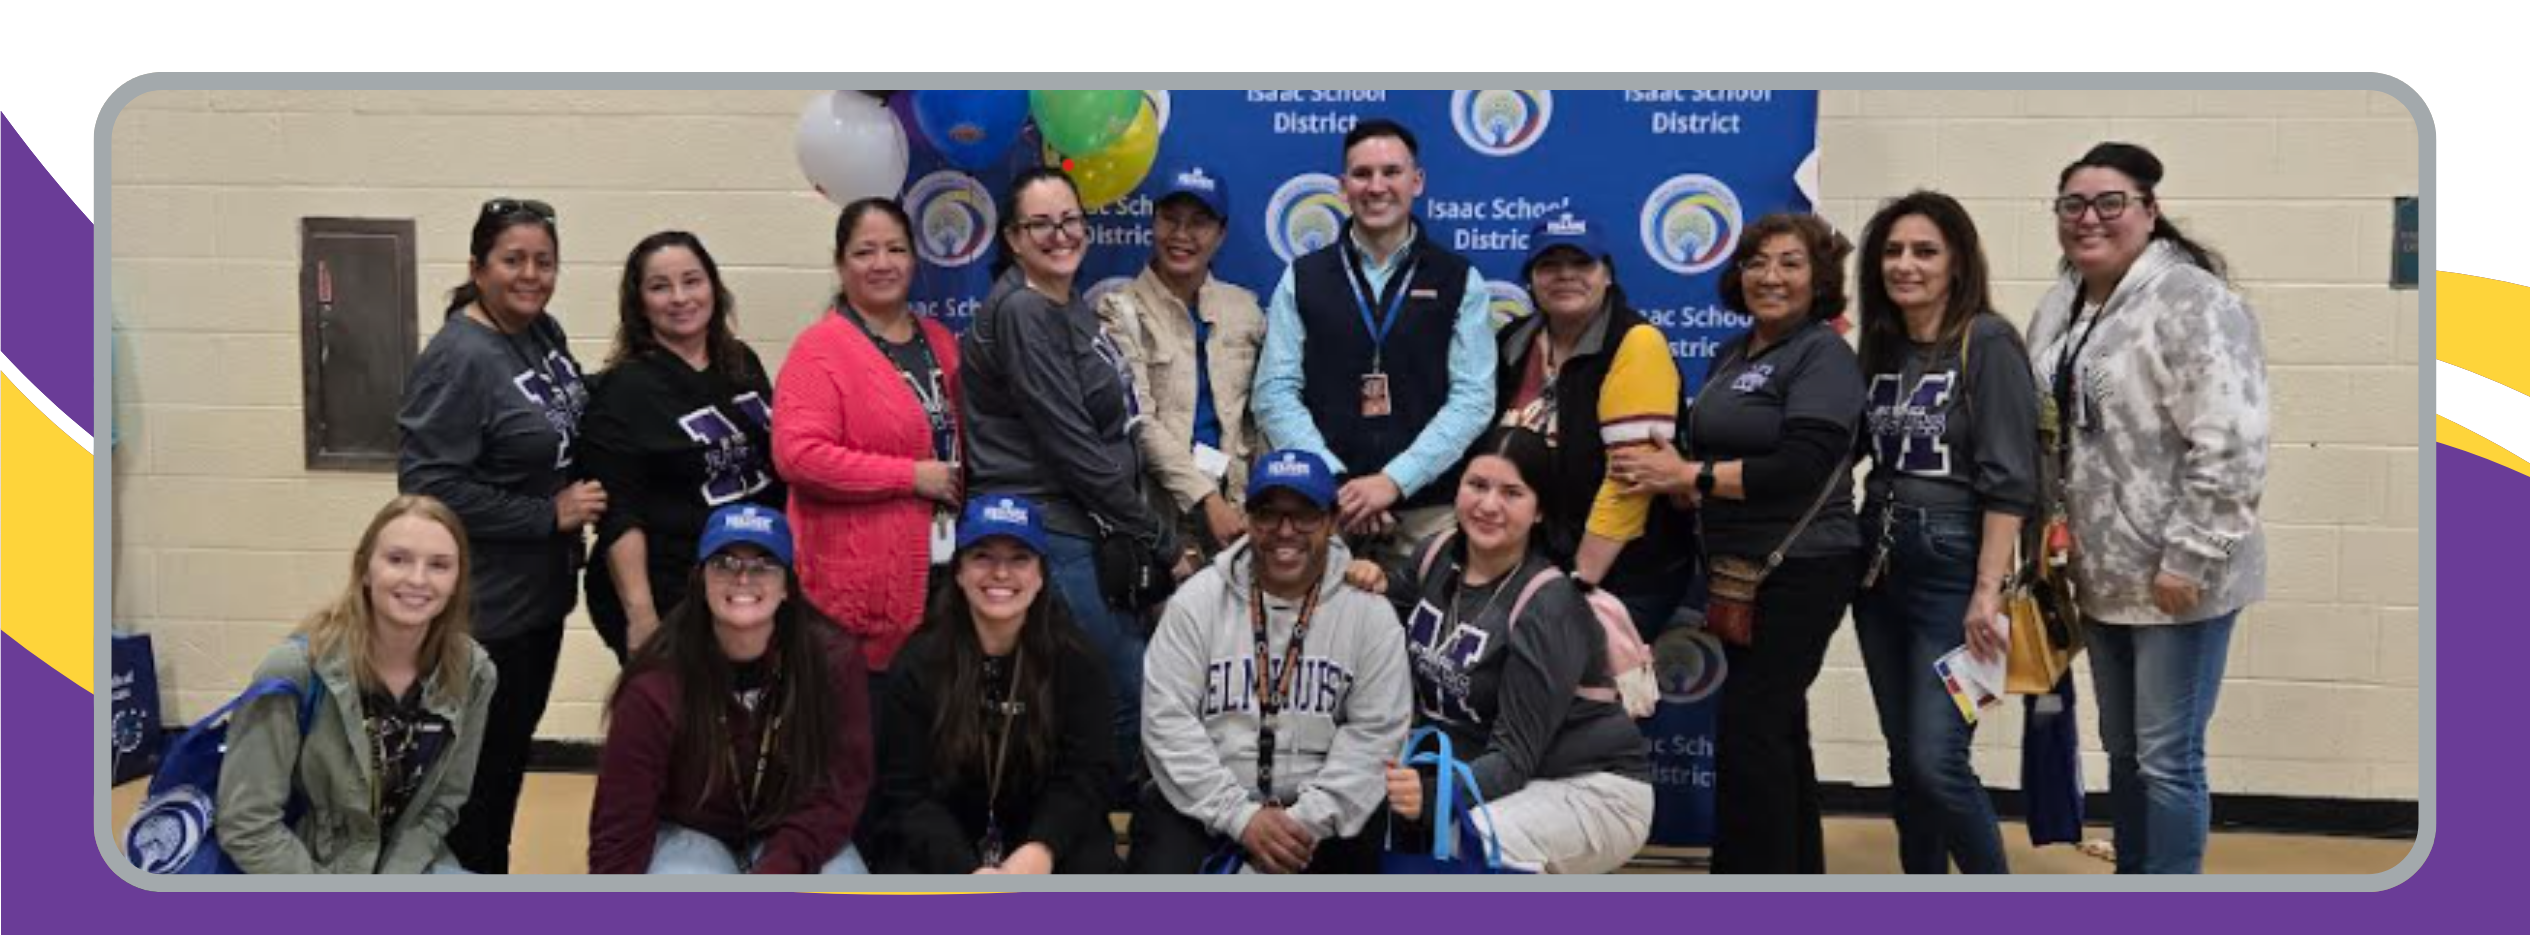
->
<box><xmin>897</xmin><ymin>90</ymin><xmax>1818</xmax><ymax>390</ymax></box>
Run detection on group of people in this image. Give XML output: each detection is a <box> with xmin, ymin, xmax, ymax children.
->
<box><xmin>208</xmin><ymin>119</ymin><xmax>2269</xmax><ymax>877</ymax></box>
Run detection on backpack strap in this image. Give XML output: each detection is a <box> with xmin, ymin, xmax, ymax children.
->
<box><xmin>1501</xmin><ymin>567</ymin><xmax>1624</xmax><ymax>706</ymax></box>
<box><xmin>1414</xmin><ymin>528</ymin><xmax>1459</xmax><ymax>584</ymax></box>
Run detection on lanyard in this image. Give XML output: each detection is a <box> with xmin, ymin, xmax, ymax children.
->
<box><xmin>1247</xmin><ymin>575</ymin><xmax>1322</xmax><ymax>801</ymax></box>
<box><xmin>977</xmin><ymin>647</ymin><xmax>1025</xmax><ymax>866</ymax></box>
<box><xmin>2051</xmin><ymin>293</ymin><xmax>2109</xmax><ymax>460</ymax></box>
<box><xmin>843</xmin><ymin>304</ymin><xmax>955</xmax><ymax>462</ymax></box>
<box><xmin>1341</xmin><ymin>237</ymin><xmax>1419</xmax><ymax>373</ymax></box>
<box><xmin>719</xmin><ymin>666</ymin><xmax>786</xmax><ymax>852</ymax></box>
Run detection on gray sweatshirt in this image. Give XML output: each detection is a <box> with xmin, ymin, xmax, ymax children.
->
<box><xmin>1141</xmin><ymin>537</ymin><xmax>1411</xmax><ymax>842</ymax></box>
<box><xmin>2027</xmin><ymin>239</ymin><xmax>2269</xmax><ymax>625</ymax></box>
<box><xmin>397</xmin><ymin>312</ymin><xmax>589</xmax><ymax>641</ymax></box>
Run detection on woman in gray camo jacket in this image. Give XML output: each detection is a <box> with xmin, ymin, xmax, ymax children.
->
<box><xmin>2026</xmin><ymin>142</ymin><xmax>2269</xmax><ymax>875</ymax></box>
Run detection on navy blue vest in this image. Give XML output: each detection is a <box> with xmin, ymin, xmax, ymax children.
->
<box><xmin>1291</xmin><ymin>223</ymin><xmax>1473</xmax><ymax>510</ymax></box>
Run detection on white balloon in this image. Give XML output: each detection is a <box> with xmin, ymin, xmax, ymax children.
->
<box><xmin>795</xmin><ymin>91</ymin><xmax>910</xmax><ymax>205</ymax></box>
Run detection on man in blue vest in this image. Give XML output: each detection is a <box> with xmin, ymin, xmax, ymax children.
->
<box><xmin>1251</xmin><ymin>118</ymin><xmax>1497</xmax><ymax>562</ymax></box>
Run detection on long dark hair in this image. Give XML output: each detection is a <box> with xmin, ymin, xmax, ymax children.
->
<box><xmin>1856</xmin><ymin>191</ymin><xmax>2004</xmax><ymax>378</ymax></box>
<box><xmin>446</xmin><ymin>198</ymin><xmax>560</xmax><ymax>316</ymax></box>
<box><xmin>608</xmin><ymin>564</ymin><xmax>840</xmax><ymax>836</ymax></box>
<box><xmin>987</xmin><ymin>166</ymin><xmax>1084</xmax><ymax>281</ymax></box>
<box><xmin>917</xmin><ymin>562</ymin><xmax>1085</xmax><ymax>788</ymax></box>
<box><xmin>2057</xmin><ymin>142</ymin><xmax>2228</xmax><ymax>280</ymax></box>
<box><xmin>609</xmin><ymin>231</ymin><xmax>750</xmax><ymax>378</ymax></box>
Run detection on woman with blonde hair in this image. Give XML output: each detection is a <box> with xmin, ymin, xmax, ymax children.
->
<box><xmin>216</xmin><ymin>495</ymin><xmax>499</xmax><ymax>874</ymax></box>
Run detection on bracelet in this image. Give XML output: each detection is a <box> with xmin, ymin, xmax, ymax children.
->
<box><xmin>1694</xmin><ymin>461</ymin><xmax>1718</xmax><ymax>496</ymax></box>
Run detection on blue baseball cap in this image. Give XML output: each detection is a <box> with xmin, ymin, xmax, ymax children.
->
<box><xmin>697</xmin><ymin>504</ymin><xmax>795</xmax><ymax>568</ymax></box>
<box><xmin>1154</xmin><ymin>164</ymin><xmax>1230</xmax><ymax>221</ymax></box>
<box><xmin>1245</xmin><ymin>449</ymin><xmax>1337</xmax><ymax>512</ymax></box>
<box><xmin>1522</xmin><ymin>210</ymin><xmax>1611</xmax><ymax>280</ymax></box>
<box><xmin>957</xmin><ymin>494</ymin><xmax>1050</xmax><ymax>557</ymax></box>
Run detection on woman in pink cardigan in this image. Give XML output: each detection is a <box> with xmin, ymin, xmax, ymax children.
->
<box><xmin>774</xmin><ymin>198</ymin><xmax>965</xmax><ymax>676</ymax></box>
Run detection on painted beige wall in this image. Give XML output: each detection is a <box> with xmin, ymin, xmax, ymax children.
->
<box><xmin>107</xmin><ymin>89</ymin><xmax>2420</xmax><ymax>801</ymax></box>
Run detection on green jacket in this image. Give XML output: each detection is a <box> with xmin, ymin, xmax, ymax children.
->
<box><xmin>214</xmin><ymin>636</ymin><xmax>497</xmax><ymax>873</ymax></box>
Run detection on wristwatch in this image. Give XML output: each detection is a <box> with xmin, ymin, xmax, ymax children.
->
<box><xmin>1695</xmin><ymin>461</ymin><xmax>1718</xmax><ymax>497</ymax></box>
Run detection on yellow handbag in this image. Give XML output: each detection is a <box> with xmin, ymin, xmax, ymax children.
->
<box><xmin>2004</xmin><ymin>524</ymin><xmax>2084</xmax><ymax>694</ymax></box>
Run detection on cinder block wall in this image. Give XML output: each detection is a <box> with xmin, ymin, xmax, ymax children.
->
<box><xmin>107</xmin><ymin>89</ymin><xmax>2420</xmax><ymax>800</ymax></box>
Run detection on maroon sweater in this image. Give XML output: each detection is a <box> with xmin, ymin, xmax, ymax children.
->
<box><xmin>588</xmin><ymin>628</ymin><xmax>873</xmax><ymax>873</ymax></box>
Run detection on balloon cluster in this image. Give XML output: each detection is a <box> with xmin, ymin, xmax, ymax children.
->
<box><xmin>794</xmin><ymin>90</ymin><xmax>1166</xmax><ymax>210</ymax></box>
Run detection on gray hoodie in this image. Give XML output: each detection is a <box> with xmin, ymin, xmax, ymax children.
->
<box><xmin>1141</xmin><ymin>537</ymin><xmax>1411</xmax><ymax>842</ymax></box>
<box><xmin>2027</xmin><ymin>239</ymin><xmax>2269</xmax><ymax>625</ymax></box>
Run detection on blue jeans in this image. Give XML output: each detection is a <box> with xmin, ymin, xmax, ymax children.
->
<box><xmin>1853</xmin><ymin>504</ymin><xmax>2008</xmax><ymax>874</ymax></box>
<box><xmin>2088</xmin><ymin>611</ymin><xmax>2238</xmax><ymax>874</ymax></box>
<box><xmin>647</xmin><ymin>824</ymin><xmax>869</xmax><ymax>874</ymax></box>
<box><xmin>1042</xmin><ymin>531</ymin><xmax>1145</xmax><ymax>782</ymax></box>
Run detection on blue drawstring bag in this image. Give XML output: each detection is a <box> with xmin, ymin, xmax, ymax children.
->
<box><xmin>111</xmin><ymin>632</ymin><xmax>165</xmax><ymax>785</ymax></box>
<box><xmin>1379</xmin><ymin>727</ymin><xmax>1529</xmax><ymax>875</ymax></box>
<box><xmin>123</xmin><ymin>642</ymin><xmax>327</xmax><ymax>875</ymax></box>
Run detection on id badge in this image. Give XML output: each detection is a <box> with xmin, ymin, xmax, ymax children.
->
<box><xmin>930</xmin><ymin>510</ymin><xmax>956</xmax><ymax>565</ymax></box>
<box><xmin>1360</xmin><ymin>372</ymin><xmax>1392</xmax><ymax>418</ymax></box>
<box><xmin>1193</xmin><ymin>442</ymin><xmax>1231</xmax><ymax>481</ymax></box>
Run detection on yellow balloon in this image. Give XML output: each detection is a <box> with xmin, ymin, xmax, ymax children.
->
<box><xmin>1060</xmin><ymin>101</ymin><xmax>1160</xmax><ymax>210</ymax></box>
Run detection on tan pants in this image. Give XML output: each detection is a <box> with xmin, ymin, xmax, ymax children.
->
<box><xmin>1476</xmin><ymin>772</ymin><xmax>1656</xmax><ymax>875</ymax></box>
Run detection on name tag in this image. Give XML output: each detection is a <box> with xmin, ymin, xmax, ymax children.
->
<box><xmin>930</xmin><ymin>511</ymin><xmax>956</xmax><ymax>565</ymax></box>
<box><xmin>1409</xmin><ymin>289</ymin><xmax>1439</xmax><ymax>300</ymax></box>
<box><xmin>1193</xmin><ymin>443</ymin><xmax>1231</xmax><ymax>481</ymax></box>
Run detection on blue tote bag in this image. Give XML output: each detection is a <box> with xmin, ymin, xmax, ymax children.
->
<box><xmin>1380</xmin><ymin>727</ymin><xmax>1529</xmax><ymax>875</ymax></box>
<box><xmin>123</xmin><ymin>658</ymin><xmax>326</xmax><ymax>875</ymax></box>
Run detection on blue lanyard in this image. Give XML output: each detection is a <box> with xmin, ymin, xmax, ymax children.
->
<box><xmin>1343</xmin><ymin>239</ymin><xmax>1417</xmax><ymax>372</ymax></box>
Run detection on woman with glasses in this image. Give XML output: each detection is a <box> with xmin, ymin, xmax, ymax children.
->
<box><xmin>1608</xmin><ymin>212</ymin><xmax>1864</xmax><ymax>874</ymax></box>
<box><xmin>960</xmin><ymin>167</ymin><xmax>1177</xmax><ymax>789</ymax></box>
<box><xmin>1850</xmin><ymin>191</ymin><xmax>2039</xmax><ymax>874</ymax></box>
<box><xmin>774</xmin><ymin>198</ymin><xmax>963</xmax><ymax>680</ymax></box>
<box><xmin>2028</xmin><ymin>142</ymin><xmax>2267</xmax><ymax>874</ymax></box>
<box><xmin>581</xmin><ymin>232</ymin><xmax>785</xmax><ymax>664</ymax></box>
<box><xmin>1348</xmin><ymin>427</ymin><xmax>1654</xmax><ymax>874</ymax></box>
<box><xmin>589</xmin><ymin>505</ymin><xmax>874</xmax><ymax>874</ymax></box>
<box><xmin>398</xmin><ymin>196</ymin><xmax>603</xmax><ymax>873</ymax></box>
<box><xmin>868</xmin><ymin>495</ymin><xmax>1121</xmax><ymax>874</ymax></box>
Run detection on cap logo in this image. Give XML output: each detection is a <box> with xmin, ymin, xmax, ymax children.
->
<box><xmin>1545</xmin><ymin>212</ymin><xmax>1588</xmax><ymax>237</ymax></box>
<box><xmin>1175</xmin><ymin>168</ymin><xmax>1217</xmax><ymax>192</ymax></box>
<box><xmin>1266</xmin><ymin>455</ymin><xmax>1313</xmax><ymax>478</ymax></box>
<box><xmin>727</xmin><ymin>510</ymin><xmax>775</xmax><ymax>534</ymax></box>
<box><xmin>982</xmin><ymin>500</ymin><xmax>1031</xmax><ymax>525</ymax></box>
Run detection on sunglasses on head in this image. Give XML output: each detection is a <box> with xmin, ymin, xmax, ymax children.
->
<box><xmin>481</xmin><ymin>197</ymin><xmax>557</xmax><ymax>222</ymax></box>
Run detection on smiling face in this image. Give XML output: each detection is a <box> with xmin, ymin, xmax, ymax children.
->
<box><xmin>1528</xmin><ymin>248</ymin><xmax>1609</xmax><ymax>324</ymax></box>
<box><xmin>838</xmin><ymin>208</ymin><xmax>915</xmax><ymax>314</ymax></box>
<box><xmin>364</xmin><ymin>514</ymin><xmax>462</xmax><ymax>634</ymax></box>
<box><xmin>1737</xmin><ymin>232</ymin><xmax>1816</xmax><ymax>331</ymax></box>
<box><xmin>470</xmin><ymin>222</ymin><xmax>558</xmax><ymax>326</ymax></box>
<box><xmin>1151</xmin><ymin>198</ymin><xmax>1225</xmax><ymax>284</ymax></box>
<box><xmin>2057</xmin><ymin>165</ymin><xmax>2158</xmax><ymax>284</ymax></box>
<box><xmin>1880</xmin><ymin>214</ymin><xmax>1955</xmax><ymax>320</ymax></box>
<box><xmin>1005</xmin><ymin>177</ymin><xmax>1087</xmax><ymax>287</ymax></box>
<box><xmin>1341</xmin><ymin>135</ymin><xmax>1425</xmax><ymax>241</ymax></box>
<box><xmin>703</xmin><ymin>544</ymin><xmax>788</xmax><ymax>636</ymax></box>
<box><xmin>1246</xmin><ymin>488</ymin><xmax>1333</xmax><ymax>596</ymax></box>
<box><xmin>638</xmin><ymin>245</ymin><xmax>715</xmax><ymax>350</ymax></box>
<box><xmin>1455</xmin><ymin>454</ymin><xmax>1540</xmax><ymax>559</ymax></box>
<box><xmin>957</xmin><ymin>538</ymin><xmax>1044</xmax><ymax>630</ymax></box>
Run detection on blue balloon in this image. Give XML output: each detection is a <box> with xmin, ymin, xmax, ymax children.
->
<box><xmin>911</xmin><ymin>90</ymin><xmax>1030</xmax><ymax>172</ymax></box>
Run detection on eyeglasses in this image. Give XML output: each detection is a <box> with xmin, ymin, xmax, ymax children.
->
<box><xmin>1738</xmin><ymin>254</ymin><xmax>1811</xmax><ymax>277</ymax></box>
<box><xmin>481</xmin><ymin>198</ymin><xmax>557</xmax><ymax>222</ymax></box>
<box><xmin>2053</xmin><ymin>191</ymin><xmax>2147</xmax><ymax>222</ymax></box>
<box><xmin>704</xmin><ymin>554</ymin><xmax>785</xmax><ymax>581</ymax></box>
<box><xmin>1247</xmin><ymin>508</ymin><xmax>1330</xmax><ymax>534</ymax></box>
<box><xmin>1014</xmin><ymin>214</ymin><xmax>1089</xmax><ymax>245</ymax></box>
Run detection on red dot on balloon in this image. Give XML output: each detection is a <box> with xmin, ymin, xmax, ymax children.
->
<box><xmin>1061</xmin><ymin>158</ymin><xmax>1075</xmax><ymax>172</ymax></box>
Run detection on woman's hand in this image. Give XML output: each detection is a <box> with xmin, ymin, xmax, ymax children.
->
<box><xmin>1384</xmin><ymin>761</ymin><xmax>1423</xmax><ymax>822</ymax></box>
<box><xmin>1609</xmin><ymin>444</ymin><xmax>1697</xmax><ymax>500</ymax></box>
<box><xmin>995</xmin><ymin>842</ymin><xmax>1055</xmax><ymax>875</ymax></box>
<box><xmin>2152</xmin><ymin>572</ymin><xmax>2204</xmax><ymax>618</ymax></box>
<box><xmin>913</xmin><ymin>460</ymin><xmax>963</xmax><ymax>507</ymax></box>
<box><xmin>554</xmin><ymin>480</ymin><xmax>608</xmax><ymax>532</ymax></box>
<box><xmin>1344</xmin><ymin>560</ymin><xmax>1388</xmax><ymax>593</ymax></box>
<box><xmin>1964</xmin><ymin>582</ymin><xmax>2009</xmax><ymax>663</ymax></box>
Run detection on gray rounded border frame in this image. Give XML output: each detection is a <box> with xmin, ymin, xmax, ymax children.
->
<box><xmin>86</xmin><ymin>73</ymin><xmax>2437</xmax><ymax>894</ymax></box>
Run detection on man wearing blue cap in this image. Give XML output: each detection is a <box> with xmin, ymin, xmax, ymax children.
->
<box><xmin>1097</xmin><ymin>164</ymin><xmax>1267</xmax><ymax>567</ymax></box>
<box><xmin>1132</xmin><ymin>449</ymin><xmax>1411</xmax><ymax>873</ymax></box>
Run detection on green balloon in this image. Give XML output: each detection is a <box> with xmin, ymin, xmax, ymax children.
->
<box><xmin>1030</xmin><ymin>90</ymin><xmax>1145</xmax><ymax>157</ymax></box>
